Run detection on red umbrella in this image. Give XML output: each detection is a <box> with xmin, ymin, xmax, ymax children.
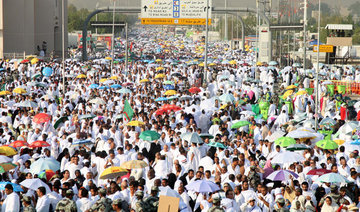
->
<box><xmin>307</xmin><ymin>169</ymin><xmax>332</xmax><ymax>176</ymax></box>
<box><xmin>189</xmin><ymin>87</ymin><xmax>201</xmax><ymax>94</ymax></box>
<box><xmin>29</xmin><ymin>140</ymin><xmax>50</xmax><ymax>148</ymax></box>
<box><xmin>161</xmin><ymin>104</ymin><xmax>182</xmax><ymax>112</ymax></box>
<box><xmin>9</xmin><ymin>140</ymin><xmax>28</xmax><ymax>148</ymax></box>
<box><xmin>39</xmin><ymin>170</ymin><xmax>55</xmax><ymax>181</ymax></box>
<box><xmin>20</xmin><ymin>59</ymin><xmax>29</xmax><ymax>64</ymax></box>
<box><xmin>33</xmin><ymin>113</ymin><xmax>51</xmax><ymax>124</ymax></box>
<box><xmin>155</xmin><ymin>108</ymin><xmax>168</xmax><ymax>116</ymax></box>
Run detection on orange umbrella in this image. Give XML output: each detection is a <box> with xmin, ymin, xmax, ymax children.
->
<box><xmin>9</xmin><ymin>140</ymin><xmax>28</xmax><ymax>148</ymax></box>
<box><xmin>189</xmin><ymin>87</ymin><xmax>201</xmax><ymax>94</ymax></box>
<box><xmin>33</xmin><ymin>113</ymin><xmax>51</xmax><ymax>124</ymax></box>
<box><xmin>29</xmin><ymin>140</ymin><xmax>50</xmax><ymax>148</ymax></box>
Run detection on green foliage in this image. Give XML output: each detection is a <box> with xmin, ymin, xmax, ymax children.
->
<box><xmin>348</xmin><ymin>2</ymin><xmax>360</xmax><ymax>17</ymax></box>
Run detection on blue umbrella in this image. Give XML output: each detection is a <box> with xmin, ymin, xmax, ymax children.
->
<box><xmin>351</xmin><ymin>140</ymin><xmax>360</xmax><ymax>145</ymax></box>
<box><xmin>316</xmin><ymin>173</ymin><xmax>349</xmax><ymax>183</ymax></box>
<box><xmin>29</xmin><ymin>158</ymin><xmax>60</xmax><ymax>174</ymax></box>
<box><xmin>88</xmin><ymin>84</ymin><xmax>99</xmax><ymax>89</ymax></box>
<box><xmin>181</xmin><ymin>132</ymin><xmax>203</xmax><ymax>144</ymax></box>
<box><xmin>42</xmin><ymin>67</ymin><xmax>53</xmax><ymax>77</ymax></box>
<box><xmin>72</xmin><ymin>139</ymin><xmax>93</xmax><ymax>146</ymax></box>
<box><xmin>185</xmin><ymin>180</ymin><xmax>220</xmax><ymax>193</ymax></box>
<box><xmin>269</xmin><ymin>61</ymin><xmax>278</xmax><ymax>66</ymax></box>
<box><xmin>163</xmin><ymin>84</ymin><xmax>175</xmax><ymax>90</ymax></box>
<box><xmin>111</xmin><ymin>84</ymin><xmax>122</xmax><ymax>89</ymax></box>
<box><xmin>99</xmin><ymin>86</ymin><xmax>110</xmax><ymax>90</ymax></box>
<box><xmin>0</xmin><ymin>68</ymin><xmax>5</xmax><ymax>71</ymax></box>
<box><xmin>0</xmin><ymin>182</ymin><xmax>23</xmax><ymax>192</ymax></box>
<box><xmin>117</xmin><ymin>88</ymin><xmax>132</xmax><ymax>94</ymax></box>
<box><xmin>155</xmin><ymin>97</ymin><xmax>168</xmax><ymax>102</ymax></box>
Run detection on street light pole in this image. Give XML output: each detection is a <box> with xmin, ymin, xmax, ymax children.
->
<box><xmin>110</xmin><ymin>0</ymin><xmax>116</xmax><ymax>75</ymax></box>
<box><xmin>224</xmin><ymin>0</ymin><xmax>228</xmax><ymax>41</ymax></box>
<box><xmin>125</xmin><ymin>22</ymin><xmax>128</xmax><ymax>76</ymax></box>
<box><xmin>62</xmin><ymin>0</ymin><xmax>65</xmax><ymax>95</ymax></box>
<box><xmin>204</xmin><ymin>0</ymin><xmax>209</xmax><ymax>87</ymax></box>
<box><xmin>315</xmin><ymin>0</ymin><xmax>321</xmax><ymax>131</ymax></box>
<box><xmin>303</xmin><ymin>0</ymin><xmax>307</xmax><ymax>69</ymax></box>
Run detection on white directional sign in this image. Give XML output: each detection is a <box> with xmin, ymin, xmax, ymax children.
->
<box><xmin>141</xmin><ymin>0</ymin><xmax>212</xmax><ymax>25</ymax></box>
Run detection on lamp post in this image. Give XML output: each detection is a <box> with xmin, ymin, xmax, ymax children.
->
<box><xmin>110</xmin><ymin>0</ymin><xmax>116</xmax><ymax>75</ymax></box>
<box><xmin>315</xmin><ymin>0</ymin><xmax>321</xmax><ymax>130</ymax></box>
<box><xmin>62</xmin><ymin>0</ymin><xmax>65</xmax><ymax>95</ymax></box>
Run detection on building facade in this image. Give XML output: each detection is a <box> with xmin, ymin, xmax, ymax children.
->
<box><xmin>0</xmin><ymin>0</ymin><xmax>68</xmax><ymax>58</ymax></box>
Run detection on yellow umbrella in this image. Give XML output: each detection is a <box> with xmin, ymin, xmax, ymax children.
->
<box><xmin>99</xmin><ymin>78</ymin><xmax>108</xmax><ymax>83</ymax></box>
<box><xmin>199</xmin><ymin>63</ymin><xmax>204</xmax><ymax>67</ymax></box>
<box><xmin>76</xmin><ymin>74</ymin><xmax>87</xmax><ymax>79</ymax></box>
<box><xmin>155</xmin><ymin>59</ymin><xmax>162</xmax><ymax>62</ymax></box>
<box><xmin>0</xmin><ymin>91</ymin><xmax>12</xmax><ymax>96</ymax></box>
<box><xmin>229</xmin><ymin>60</ymin><xmax>237</xmax><ymax>65</ymax></box>
<box><xmin>105</xmin><ymin>57</ymin><xmax>112</xmax><ymax>60</ymax></box>
<box><xmin>286</xmin><ymin>85</ymin><xmax>297</xmax><ymax>90</ymax></box>
<box><xmin>13</xmin><ymin>88</ymin><xmax>27</xmax><ymax>94</ymax></box>
<box><xmin>156</xmin><ymin>67</ymin><xmax>164</xmax><ymax>71</ymax></box>
<box><xmin>0</xmin><ymin>146</ymin><xmax>17</xmax><ymax>156</ymax></box>
<box><xmin>283</xmin><ymin>90</ymin><xmax>294</xmax><ymax>99</ymax></box>
<box><xmin>110</xmin><ymin>76</ymin><xmax>119</xmax><ymax>80</ymax></box>
<box><xmin>99</xmin><ymin>167</ymin><xmax>128</xmax><ymax>180</ymax></box>
<box><xmin>120</xmin><ymin>160</ymin><xmax>148</xmax><ymax>169</ymax></box>
<box><xmin>164</xmin><ymin>90</ymin><xmax>177</xmax><ymax>96</ymax></box>
<box><xmin>209</xmin><ymin>63</ymin><xmax>216</xmax><ymax>66</ymax></box>
<box><xmin>126</xmin><ymin>120</ymin><xmax>145</xmax><ymax>127</ymax></box>
<box><xmin>155</xmin><ymin>74</ymin><xmax>166</xmax><ymax>79</ymax></box>
<box><xmin>220</xmin><ymin>104</ymin><xmax>228</xmax><ymax>110</ymax></box>
<box><xmin>26</xmin><ymin>55</ymin><xmax>37</xmax><ymax>60</ymax></box>
<box><xmin>256</xmin><ymin>62</ymin><xmax>263</xmax><ymax>66</ymax></box>
<box><xmin>31</xmin><ymin>58</ymin><xmax>39</xmax><ymax>65</ymax></box>
<box><xmin>295</xmin><ymin>90</ymin><xmax>307</xmax><ymax>96</ymax></box>
<box><xmin>334</xmin><ymin>139</ymin><xmax>345</xmax><ymax>145</ymax></box>
<box><xmin>140</xmin><ymin>79</ymin><xmax>150</xmax><ymax>83</ymax></box>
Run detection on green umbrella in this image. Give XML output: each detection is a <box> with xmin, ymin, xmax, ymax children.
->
<box><xmin>53</xmin><ymin>116</ymin><xmax>68</xmax><ymax>129</ymax></box>
<box><xmin>199</xmin><ymin>133</ymin><xmax>214</xmax><ymax>139</ymax></box>
<box><xmin>316</xmin><ymin>139</ymin><xmax>339</xmax><ymax>150</ymax></box>
<box><xmin>117</xmin><ymin>88</ymin><xmax>132</xmax><ymax>94</ymax></box>
<box><xmin>163</xmin><ymin>81</ymin><xmax>175</xmax><ymax>85</ymax></box>
<box><xmin>79</xmin><ymin>114</ymin><xmax>96</xmax><ymax>120</ymax></box>
<box><xmin>231</xmin><ymin>121</ymin><xmax>250</xmax><ymax>129</ymax></box>
<box><xmin>275</xmin><ymin>137</ymin><xmax>296</xmax><ymax>147</ymax></box>
<box><xmin>167</xmin><ymin>95</ymin><xmax>179</xmax><ymax>100</ymax></box>
<box><xmin>139</xmin><ymin>130</ymin><xmax>160</xmax><ymax>141</ymax></box>
<box><xmin>207</xmin><ymin>142</ymin><xmax>227</xmax><ymax>149</ymax></box>
<box><xmin>31</xmin><ymin>73</ymin><xmax>41</xmax><ymax>79</ymax></box>
<box><xmin>286</xmin><ymin>144</ymin><xmax>309</xmax><ymax>151</ymax></box>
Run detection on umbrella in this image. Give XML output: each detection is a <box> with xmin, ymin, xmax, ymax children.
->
<box><xmin>29</xmin><ymin>158</ymin><xmax>60</xmax><ymax>174</ymax></box>
<box><xmin>17</xmin><ymin>100</ymin><xmax>38</xmax><ymax>108</ymax></box>
<box><xmin>199</xmin><ymin>133</ymin><xmax>214</xmax><ymax>139</ymax></box>
<box><xmin>140</xmin><ymin>79</ymin><xmax>150</xmax><ymax>83</ymax></box>
<box><xmin>54</xmin><ymin>116</ymin><xmax>68</xmax><ymax>129</ymax></box>
<box><xmin>0</xmin><ymin>182</ymin><xmax>23</xmax><ymax>192</ymax></box>
<box><xmin>117</xmin><ymin>88</ymin><xmax>132</xmax><ymax>94</ymax></box>
<box><xmin>109</xmin><ymin>75</ymin><xmax>119</xmax><ymax>80</ymax></box>
<box><xmin>0</xmin><ymin>146</ymin><xmax>17</xmax><ymax>156</ymax></box>
<box><xmin>163</xmin><ymin>81</ymin><xmax>175</xmax><ymax>85</ymax></box>
<box><xmin>320</xmin><ymin>117</ymin><xmax>336</xmax><ymax>126</ymax></box>
<box><xmin>338</xmin><ymin>122</ymin><xmax>359</xmax><ymax>135</ymax></box>
<box><xmin>79</xmin><ymin>114</ymin><xmax>96</xmax><ymax>120</ymax></box>
<box><xmin>29</xmin><ymin>140</ymin><xmax>50</xmax><ymax>148</ymax></box>
<box><xmin>266</xmin><ymin>170</ymin><xmax>298</xmax><ymax>181</ymax></box>
<box><xmin>181</xmin><ymin>132</ymin><xmax>203</xmax><ymax>144</ymax></box>
<box><xmin>120</xmin><ymin>160</ymin><xmax>148</xmax><ymax>169</ymax></box>
<box><xmin>287</xmin><ymin>130</ymin><xmax>315</xmax><ymax>139</ymax></box>
<box><xmin>316</xmin><ymin>173</ymin><xmax>349</xmax><ymax>183</ymax></box>
<box><xmin>72</xmin><ymin>139</ymin><xmax>93</xmax><ymax>146</ymax></box>
<box><xmin>161</xmin><ymin>104</ymin><xmax>182</xmax><ymax>112</ymax></box>
<box><xmin>164</xmin><ymin>90</ymin><xmax>177</xmax><ymax>96</ymax></box>
<box><xmin>269</xmin><ymin>61</ymin><xmax>278</xmax><ymax>66</ymax></box>
<box><xmin>163</xmin><ymin>84</ymin><xmax>175</xmax><ymax>90</ymax></box>
<box><xmin>76</xmin><ymin>74</ymin><xmax>86</xmax><ymax>79</ymax></box>
<box><xmin>207</xmin><ymin>142</ymin><xmax>227</xmax><ymax>149</ymax></box>
<box><xmin>110</xmin><ymin>84</ymin><xmax>122</xmax><ymax>89</ymax></box>
<box><xmin>105</xmin><ymin>57</ymin><xmax>112</xmax><ymax>60</ymax></box>
<box><xmin>351</xmin><ymin>140</ymin><xmax>360</xmax><ymax>145</ymax></box>
<box><xmin>0</xmin><ymin>91</ymin><xmax>11</xmax><ymax>96</ymax></box>
<box><xmin>42</xmin><ymin>67</ymin><xmax>53</xmax><ymax>77</ymax></box>
<box><xmin>126</xmin><ymin>120</ymin><xmax>145</xmax><ymax>127</ymax></box>
<box><xmin>275</xmin><ymin>137</ymin><xmax>296</xmax><ymax>147</ymax></box>
<box><xmin>159</xmin><ymin>187</ymin><xmax>181</xmax><ymax>198</ymax></box>
<box><xmin>286</xmin><ymin>85</ymin><xmax>297</xmax><ymax>90</ymax></box>
<box><xmin>89</xmin><ymin>98</ymin><xmax>106</xmax><ymax>105</ymax></box>
<box><xmin>20</xmin><ymin>179</ymin><xmax>51</xmax><ymax>194</ymax></box>
<box><xmin>334</xmin><ymin>139</ymin><xmax>345</xmax><ymax>145</ymax></box>
<box><xmin>266</xmin><ymin>131</ymin><xmax>286</xmax><ymax>142</ymax></box>
<box><xmin>240</xmin><ymin>111</ymin><xmax>256</xmax><ymax>116</ymax></box>
<box><xmin>38</xmin><ymin>170</ymin><xmax>55</xmax><ymax>181</ymax></box>
<box><xmin>185</xmin><ymin>180</ymin><xmax>220</xmax><ymax>193</ymax></box>
<box><xmin>99</xmin><ymin>78</ymin><xmax>108</xmax><ymax>83</ymax></box>
<box><xmin>231</xmin><ymin>121</ymin><xmax>250</xmax><ymax>129</ymax></box>
<box><xmin>271</xmin><ymin>152</ymin><xmax>305</xmax><ymax>164</ymax></box>
<box><xmin>88</xmin><ymin>84</ymin><xmax>99</xmax><ymax>89</ymax></box>
<box><xmin>219</xmin><ymin>93</ymin><xmax>235</xmax><ymax>103</ymax></box>
<box><xmin>282</xmin><ymin>90</ymin><xmax>294</xmax><ymax>99</ymax></box>
<box><xmin>100</xmin><ymin>167</ymin><xmax>128</xmax><ymax>179</ymax></box>
<box><xmin>286</xmin><ymin>144</ymin><xmax>309</xmax><ymax>151</ymax></box>
<box><xmin>171</xmin><ymin>72</ymin><xmax>182</xmax><ymax>77</ymax></box>
<box><xmin>179</xmin><ymin>95</ymin><xmax>192</xmax><ymax>101</ymax></box>
<box><xmin>189</xmin><ymin>87</ymin><xmax>201</xmax><ymax>94</ymax></box>
<box><xmin>103</xmin><ymin>80</ymin><xmax>115</xmax><ymax>85</ymax></box>
<box><xmin>9</xmin><ymin>140</ymin><xmax>28</xmax><ymax>148</ymax></box>
<box><xmin>0</xmin><ymin>163</ymin><xmax>17</xmax><ymax>173</ymax></box>
<box><xmin>293</xmin><ymin>63</ymin><xmax>301</xmax><ymax>67</ymax></box>
<box><xmin>13</xmin><ymin>88</ymin><xmax>27</xmax><ymax>94</ymax></box>
<box><xmin>0</xmin><ymin>156</ymin><xmax>11</xmax><ymax>163</ymax></box>
<box><xmin>307</xmin><ymin>169</ymin><xmax>332</xmax><ymax>176</ymax></box>
<box><xmin>33</xmin><ymin>113</ymin><xmax>51</xmax><ymax>124</ymax></box>
<box><xmin>316</xmin><ymin>139</ymin><xmax>338</xmax><ymax>150</ymax></box>
<box><xmin>155</xmin><ymin>97</ymin><xmax>169</xmax><ymax>102</ymax></box>
<box><xmin>295</xmin><ymin>90</ymin><xmax>307</xmax><ymax>96</ymax></box>
<box><xmin>155</xmin><ymin>74</ymin><xmax>166</xmax><ymax>79</ymax></box>
<box><xmin>139</xmin><ymin>130</ymin><xmax>161</xmax><ymax>141</ymax></box>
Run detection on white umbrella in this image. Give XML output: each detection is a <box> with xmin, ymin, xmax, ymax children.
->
<box><xmin>16</xmin><ymin>101</ymin><xmax>38</xmax><ymax>108</ymax></box>
<box><xmin>89</xmin><ymin>98</ymin><xmax>106</xmax><ymax>105</ymax></box>
<box><xmin>271</xmin><ymin>152</ymin><xmax>305</xmax><ymax>164</ymax></box>
<box><xmin>287</xmin><ymin>130</ymin><xmax>315</xmax><ymax>139</ymax></box>
<box><xmin>338</xmin><ymin>122</ymin><xmax>359</xmax><ymax>135</ymax></box>
<box><xmin>184</xmin><ymin>105</ymin><xmax>200</xmax><ymax>114</ymax></box>
<box><xmin>159</xmin><ymin>187</ymin><xmax>180</xmax><ymax>198</ymax></box>
<box><xmin>103</xmin><ymin>80</ymin><xmax>115</xmax><ymax>85</ymax></box>
<box><xmin>20</xmin><ymin>179</ymin><xmax>51</xmax><ymax>194</ymax></box>
<box><xmin>240</xmin><ymin>111</ymin><xmax>256</xmax><ymax>116</ymax></box>
<box><xmin>265</xmin><ymin>131</ymin><xmax>285</xmax><ymax>142</ymax></box>
<box><xmin>0</xmin><ymin>156</ymin><xmax>11</xmax><ymax>163</ymax></box>
<box><xmin>297</xmin><ymin>127</ymin><xmax>316</xmax><ymax>133</ymax></box>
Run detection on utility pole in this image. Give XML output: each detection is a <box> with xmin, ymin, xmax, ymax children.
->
<box><xmin>315</xmin><ymin>0</ymin><xmax>321</xmax><ymax>130</ymax></box>
<box><xmin>224</xmin><ymin>0</ymin><xmax>228</xmax><ymax>41</ymax></box>
<box><xmin>62</xmin><ymin>0</ymin><xmax>65</xmax><ymax>95</ymax></box>
<box><xmin>204</xmin><ymin>0</ymin><xmax>209</xmax><ymax>87</ymax></box>
<box><xmin>303</xmin><ymin>0</ymin><xmax>307</xmax><ymax>69</ymax></box>
<box><xmin>125</xmin><ymin>22</ymin><xmax>128</xmax><ymax>76</ymax></box>
<box><xmin>110</xmin><ymin>0</ymin><xmax>116</xmax><ymax>75</ymax></box>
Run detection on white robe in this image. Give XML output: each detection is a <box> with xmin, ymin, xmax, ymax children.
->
<box><xmin>2</xmin><ymin>192</ymin><xmax>20</xmax><ymax>212</ymax></box>
<box><xmin>187</xmin><ymin>146</ymin><xmax>201</xmax><ymax>172</ymax></box>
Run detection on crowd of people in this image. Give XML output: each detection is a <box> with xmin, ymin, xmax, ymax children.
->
<box><xmin>0</xmin><ymin>27</ymin><xmax>359</xmax><ymax>212</ymax></box>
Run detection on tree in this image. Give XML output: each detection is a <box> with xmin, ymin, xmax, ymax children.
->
<box><xmin>348</xmin><ymin>2</ymin><xmax>360</xmax><ymax>17</ymax></box>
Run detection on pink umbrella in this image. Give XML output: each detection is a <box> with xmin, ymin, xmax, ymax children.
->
<box><xmin>248</xmin><ymin>90</ymin><xmax>255</xmax><ymax>100</ymax></box>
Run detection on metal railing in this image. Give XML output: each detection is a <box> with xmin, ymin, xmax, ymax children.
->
<box><xmin>2</xmin><ymin>52</ymin><xmax>26</xmax><ymax>59</ymax></box>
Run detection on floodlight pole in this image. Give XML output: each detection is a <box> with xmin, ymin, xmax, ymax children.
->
<box><xmin>204</xmin><ymin>0</ymin><xmax>209</xmax><ymax>87</ymax></box>
<box><xmin>315</xmin><ymin>0</ymin><xmax>321</xmax><ymax>131</ymax></box>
